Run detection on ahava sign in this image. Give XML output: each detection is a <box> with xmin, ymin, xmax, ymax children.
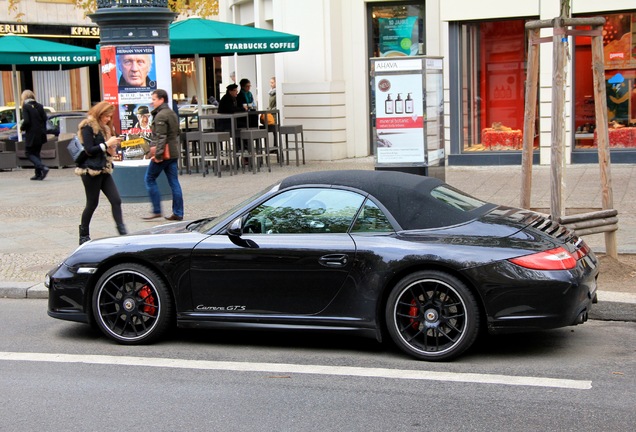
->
<box><xmin>375</xmin><ymin>58</ymin><xmax>422</xmax><ymax>72</ymax></box>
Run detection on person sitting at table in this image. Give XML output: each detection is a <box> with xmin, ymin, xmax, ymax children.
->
<box><xmin>237</xmin><ymin>78</ymin><xmax>255</xmax><ymax>110</ymax></box>
<box><xmin>217</xmin><ymin>84</ymin><xmax>246</xmax><ymax>132</ymax></box>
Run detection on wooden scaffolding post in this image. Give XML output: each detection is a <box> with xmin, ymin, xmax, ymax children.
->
<box><xmin>520</xmin><ymin>28</ymin><xmax>540</xmax><ymax>210</ymax></box>
<box><xmin>521</xmin><ymin>16</ymin><xmax>618</xmax><ymax>258</ymax></box>
<box><xmin>550</xmin><ymin>17</ymin><xmax>568</xmax><ymax>220</ymax></box>
<box><xmin>590</xmin><ymin>24</ymin><xmax>617</xmax><ymax>258</ymax></box>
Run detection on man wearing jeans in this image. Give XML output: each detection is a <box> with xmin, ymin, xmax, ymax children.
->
<box><xmin>143</xmin><ymin>89</ymin><xmax>184</xmax><ymax>221</ymax></box>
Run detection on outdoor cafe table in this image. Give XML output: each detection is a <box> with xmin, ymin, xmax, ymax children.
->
<box><xmin>196</xmin><ymin>111</ymin><xmax>280</xmax><ymax>173</ymax></box>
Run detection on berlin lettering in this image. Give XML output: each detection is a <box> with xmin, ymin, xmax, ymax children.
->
<box><xmin>224</xmin><ymin>42</ymin><xmax>296</xmax><ymax>50</ymax></box>
<box><xmin>0</xmin><ymin>24</ymin><xmax>28</xmax><ymax>34</ymax></box>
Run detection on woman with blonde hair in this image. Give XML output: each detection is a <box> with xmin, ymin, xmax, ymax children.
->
<box><xmin>75</xmin><ymin>101</ymin><xmax>125</xmax><ymax>244</ymax></box>
<box><xmin>20</xmin><ymin>89</ymin><xmax>49</xmax><ymax>180</ymax></box>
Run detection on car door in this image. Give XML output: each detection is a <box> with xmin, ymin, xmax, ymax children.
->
<box><xmin>190</xmin><ymin>187</ymin><xmax>366</xmax><ymax>315</ymax></box>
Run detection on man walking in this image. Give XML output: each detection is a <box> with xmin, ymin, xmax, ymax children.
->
<box><xmin>20</xmin><ymin>90</ymin><xmax>49</xmax><ymax>181</ymax></box>
<box><xmin>143</xmin><ymin>89</ymin><xmax>184</xmax><ymax>221</ymax></box>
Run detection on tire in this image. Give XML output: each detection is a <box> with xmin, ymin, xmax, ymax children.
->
<box><xmin>385</xmin><ymin>270</ymin><xmax>480</xmax><ymax>361</ymax></box>
<box><xmin>92</xmin><ymin>263</ymin><xmax>173</xmax><ymax>344</ymax></box>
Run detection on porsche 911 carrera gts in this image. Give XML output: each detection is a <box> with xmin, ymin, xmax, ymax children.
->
<box><xmin>46</xmin><ymin>170</ymin><xmax>598</xmax><ymax>361</ymax></box>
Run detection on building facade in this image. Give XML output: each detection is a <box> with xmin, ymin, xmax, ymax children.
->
<box><xmin>0</xmin><ymin>0</ymin><xmax>99</xmax><ymax>110</ymax></box>
<box><xmin>4</xmin><ymin>0</ymin><xmax>635</xmax><ymax>165</ymax></box>
<box><xmin>222</xmin><ymin>0</ymin><xmax>636</xmax><ymax>165</ymax></box>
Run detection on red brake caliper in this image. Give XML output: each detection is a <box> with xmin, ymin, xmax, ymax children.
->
<box><xmin>409</xmin><ymin>299</ymin><xmax>419</xmax><ymax>329</ymax></box>
<box><xmin>139</xmin><ymin>285</ymin><xmax>157</xmax><ymax>316</ymax></box>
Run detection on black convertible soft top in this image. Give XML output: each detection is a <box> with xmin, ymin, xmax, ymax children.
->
<box><xmin>279</xmin><ymin>170</ymin><xmax>492</xmax><ymax>230</ymax></box>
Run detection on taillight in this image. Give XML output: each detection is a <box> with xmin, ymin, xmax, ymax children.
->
<box><xmin>509</xmin><ymin>247</ymin><xmax>576</xmax><ymax>270</ymax></box>
<box><xmin>571</xmin><ymin>241</ymin><xmax>591</xmax><ymax>261</ymax></box>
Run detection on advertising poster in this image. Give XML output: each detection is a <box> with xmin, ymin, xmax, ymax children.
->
<box><xmin>374</xmin><ymin>59</ymin><xmax>425</xmax><ymax>165</ymax></box>
<box><xmin>378</xmin><ymin>17</ymin><xmax>418</xmax><ymax>57</ymax></box>
<box><xmin>100</xmin><ymin>44</ymin><xmax>172</xmax><ymax>159</ymax></box>
<box><xmin>116</xmin><ymin>45</ymin><xmax>156</xmax><ymax>140</ymax></box>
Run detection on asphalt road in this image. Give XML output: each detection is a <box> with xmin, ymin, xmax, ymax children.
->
<box><xmin>1</xmin><ymin>299</ymin><xmax>635</xmax><ymax>431</ymax></box>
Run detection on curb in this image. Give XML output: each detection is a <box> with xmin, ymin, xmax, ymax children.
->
<box><xmin>1</xmin><ymin>282</ymin><xmax>634</xmax><ymax>322</ymax></box>
<box><xmin>0</xmin><ymin>282</ymin><xmax>48</xmax><ymax>299</ymax></box>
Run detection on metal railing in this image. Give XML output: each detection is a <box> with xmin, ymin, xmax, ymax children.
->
<box><xmin>96</xmin><ymin>0</ymin><xmax>168</xmax><ymax>8</ymax></box>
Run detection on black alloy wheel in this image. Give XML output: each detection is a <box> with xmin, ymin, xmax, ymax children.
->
<box><xmin>386</xmin><ymin>270</ymin><xmax>480</xmax><ymax>361</ymax></box>
<box><xmin>92</xmin><ymin>263</ymin><xmax>173</xmax><ymax>344</ymax></box>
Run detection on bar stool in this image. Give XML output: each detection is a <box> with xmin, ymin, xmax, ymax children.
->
<box><xmin>239</xmin><ymin>129</ymin><xmax>270</xmax><ymax>174</ymax></box>
<box><xmin>279</xmin><ymin>124</ymin><xmax>305</xmax><ymax>166</ymax></box>
<box><xmin>201</xmin><ymin>132</ymin><xmax>233</xmax><ymax>177</ymax></box>
<box><xmin>182</xmin><ymin>131</ymin><xmax>202</xmax><ymax>174</ymax></box>
<box><xmin>266</xmin><ymin>123</ymin><xmax>283</xmax><ymax>167</ymax></box>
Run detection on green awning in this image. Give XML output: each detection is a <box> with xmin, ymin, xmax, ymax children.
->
<box><xmin>0</xmin><ymin>34</ymin><xmax>98</xmax><ymax>67</ymax></box>
<box><xmin>169</xmin><ymin>17</ymin><xmax>299</xmax><ymax>56</ymax></box>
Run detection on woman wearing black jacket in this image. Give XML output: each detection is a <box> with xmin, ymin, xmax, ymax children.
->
<box><xmin>20</xmin><ymin>90</ymin><xmax>49</xmax><ymax>180</ymax></box>
<box><xmin>75</xmin><ymin>101</ymin><xmax>125</xmax><ymax>244</ymax></box>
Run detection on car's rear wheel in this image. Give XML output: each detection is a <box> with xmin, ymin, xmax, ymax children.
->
<box><xmin>92</xmin><ymin>263</ymin><xmax>173</xmax><ymax>344</ymax></box>
<box><xmin>385</xmin><ymin>270</ymin><xmax>480</xmax><ymax>361</ymax></box>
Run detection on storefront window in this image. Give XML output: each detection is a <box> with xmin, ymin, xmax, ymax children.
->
<box><xmin>369</xmin><ymin>2</ymin><xmax>425</xmax><ymax>58</ymax></box>
<box><xmin>574</xmin><ymin>12</ymin><xmax>636</xmax><ymax>150</ymax></box>
<box><xmin>368</xmin><ymin>2</ymin><xmax>425</xmax><ymax>154</ymax></box>
<box><xmin>458</xmin><ymin>19</ymin><xmax>536</xmax><ymax>153</ymax></box>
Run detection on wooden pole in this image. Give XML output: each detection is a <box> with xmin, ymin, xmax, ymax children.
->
<box><xmin>549</xmin><ymin>17</ymin><xmax>567</xmax><ymax>221</ymax></box>
<box><xmin>590</xmin><ymin>25</ymin><xmax>618</xmax><ymax>258</ymax></box>
<box><xmin>520</xmin><ymin>28</ymin><xmax>540</xmax><ymax>209</ymax></box>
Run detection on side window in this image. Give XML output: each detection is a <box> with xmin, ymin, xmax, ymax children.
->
<box><xmin>351</xmin><ymin>199</ymin><xmax>394</xmax><ymax>233</ymax></box>
<box><xmin>243</xmin><ymin>188</ymin><xmax>365</xmax><ymax>234</ymax></box>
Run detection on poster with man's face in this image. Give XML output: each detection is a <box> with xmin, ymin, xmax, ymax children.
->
<box><xmin>120</xmin><ymin>103</ymin><xmax>153</xmax><ymax>138</ymax></box>
<box><xmin>116</xmin><ymin>46</ymin><xmax>157</xmax><ymax>91</ymax></box>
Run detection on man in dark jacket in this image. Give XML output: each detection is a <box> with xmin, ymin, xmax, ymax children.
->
<box><xmin>143</xmin><ymin>89</ymin><xmax>184</xmax><ymax>221</ymax></box>
<box><xmin>20</xmin><ymin>89</ymin><xmax>49</xmax><ymax>180</ymax></box>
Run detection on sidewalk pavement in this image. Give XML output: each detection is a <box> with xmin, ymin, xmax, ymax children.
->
<box><xmin>1</xmin><ymin>159</ymin><xmax>634</xmax><ymax>321</ymax></box>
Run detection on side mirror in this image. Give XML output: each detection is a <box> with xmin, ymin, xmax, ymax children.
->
<box><xmin>227</xmin><ymin>217</ymin><xmax>243</xmax><ymax>237</ymax></box>
<box><xmin>227</xmin><ymin>216</ymin><xmax>259</xmax><ymax>249</ymax></box>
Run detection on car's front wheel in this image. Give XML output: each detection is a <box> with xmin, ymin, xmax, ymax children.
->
<box><xmin>385</xmin><ymin>270</ymin><xmax>480</xmax><ymax>361</ymax></box>
<box><xmin>92</xmin><ymin>263</ymin><xmax>173</xmax><ymax>344</ymax></box>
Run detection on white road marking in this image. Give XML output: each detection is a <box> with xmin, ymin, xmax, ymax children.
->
<box><xmin>0</xmin><ymin>351</ymin><xmax>591</xmax><ymax>390</ymax></box>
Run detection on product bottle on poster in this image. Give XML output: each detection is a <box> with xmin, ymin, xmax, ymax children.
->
<box><xmin>395</xmin><ymin>93</ymin><xmax>404</xmax><ymax>114</ymax></box>
<box><xmin>405</xmin><ymin>93</ymin><xmax>414</xmax><ymax>114</ymax></box>
<box><xmin>385</xmin><ymin>94</ymin><xmax>394</xmax><ymax>114</ymax></box>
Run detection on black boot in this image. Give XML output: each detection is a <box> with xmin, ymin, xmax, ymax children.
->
<box><xmin>79</xmin><ymin>225</ymin><xmax>91</xmax><ymax>245</ymax></box>
<box><xmin>116</xmin><ymin>224</ymin><xmax>127</xmax><ymax>235</ymax></box>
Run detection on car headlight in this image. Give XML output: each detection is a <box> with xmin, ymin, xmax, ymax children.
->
<box><xmin>44</xmin><ymin>273</ymin><xmax>51</xmax><ymax>288</ymax></box>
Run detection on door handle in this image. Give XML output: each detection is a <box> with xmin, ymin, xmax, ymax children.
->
<box><xmin>318</xmin><ymin>254</ymin><xmax>349</xmax><ymax>267</ymax></box>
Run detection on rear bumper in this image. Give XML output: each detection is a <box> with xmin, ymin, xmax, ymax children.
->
<box><xmin>463</xmin><ymin>257</ymin><xmax>598</xmax><ymax>333</ymax></box>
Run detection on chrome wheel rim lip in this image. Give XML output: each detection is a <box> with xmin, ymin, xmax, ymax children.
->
<box><xmin>96</xmin><ymin>269</ymin><xmax>161</xmax><ymax>342</ymax></box>
<box><xmin>393</xmin><ymin>278</ymin><xmax>468</xmax><ymax>356</ymax></box>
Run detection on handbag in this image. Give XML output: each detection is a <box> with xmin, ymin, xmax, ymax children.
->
<box><xmin>66</xmin><ymin>135</ymin><xmax>84</xmax><ymax>162</ymax></box>
<box><xmin>260</xmin><ymin>113</ymin><xmax>275</xmax><ymax>126</ymax></box>
<box><xmin>149</xmin><ymin>144</ymin><xmax>171</xmax><ymax>161</ymax></box>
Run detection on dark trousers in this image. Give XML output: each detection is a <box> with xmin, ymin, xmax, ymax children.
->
<box><xmin>80</xmin><ymin>173</ymin><xmax>124</xmax><ymax>228</ymax></box>
<box><xmin>25</xmin><ymin>144</ymin><xmax>47</xmax><ymax>176</ymax></box>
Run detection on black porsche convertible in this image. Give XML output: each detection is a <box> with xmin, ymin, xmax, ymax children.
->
<box><xmin>46</xmin><ymin>170</ymin><xmax>598</xmax><ymax>361</ymax></box>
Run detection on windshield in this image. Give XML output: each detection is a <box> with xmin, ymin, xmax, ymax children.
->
<box><xmin>190</xmin><ymin>183</ymin><xmax>281</xmax><ymax>233</ymax></box>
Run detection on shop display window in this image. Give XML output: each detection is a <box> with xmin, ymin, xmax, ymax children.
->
<box><xmin>368</xmin><ymin>2</ymin><xmax>425</xmax><ymax>58</ymax></box>
<box><xmin>457</xmin><ymin>19</ymin><xmax>538</xmax><ymax>153</ymax></box>
<box><xmin>574</xmin><ymin>12</ymin><xmax>636</xmax><ymax>150</ymax></box>
<box><xmin>367</xmin><ymin>2</ymin><xmax>426</xmax><ymax>154</ymax></box>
